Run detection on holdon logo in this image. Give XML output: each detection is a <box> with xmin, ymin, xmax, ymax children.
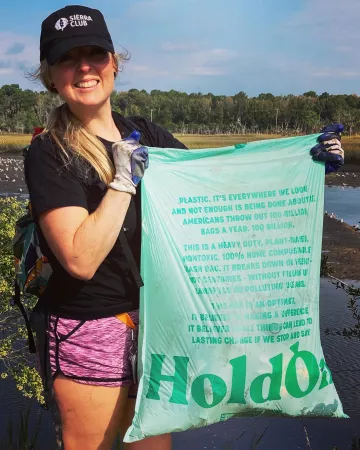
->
<box><xmin>55</xmin><ymin>14</ymin><xmax>94</xmax><ymax>31</ymax></box>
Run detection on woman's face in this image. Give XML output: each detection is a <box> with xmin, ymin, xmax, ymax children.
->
<box><xmin>49</xmin><ymin>46</ymin><xmax>116</xmax><ymax>110</ymax></box>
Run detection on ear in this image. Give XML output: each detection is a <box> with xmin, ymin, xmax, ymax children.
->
<box><xmin>49</xmin><ymin>80</ymin><xmax>58</xmax><ymax>93</ymax></box>
<box><xmin>112</xmin><ymin>54</ymin><xmax>119</xmax><ymax>78</ymax></box>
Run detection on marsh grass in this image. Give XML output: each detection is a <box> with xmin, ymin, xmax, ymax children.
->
<box><xmin>341</xmin><ymin>138</ymin><xmax>360</xmax><ymax>163</ymax></box>
<box><xmin>0</xmin><ymin>403</ymin><xmax>42</xmax><ymax>450</ymax></box>
<box><xmin>173</xmin><ymin>133</ymin><xmax>279</xmax><ymax>149</ymax></box>
<box><xmin>175</xmin><ymin>134</ymin><xmax>360</xmax><ymax>164</ymax></box>
<box><xmin>175</xmin><ymin>134</ymin><xmax>360</xmax><ymax>163</ymax></box>
<box><xmin>0</xmin><ymin>135</ymin><xmax>32</xmax><ymax>153</ymax></box>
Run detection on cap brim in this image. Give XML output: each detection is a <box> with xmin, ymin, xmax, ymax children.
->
<box><xmin>46</xmin><ymin>35</ymin><xmax>114</xmax><ymax>66</ymax></box>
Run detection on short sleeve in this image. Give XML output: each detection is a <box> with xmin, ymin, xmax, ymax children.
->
<box><xmin>151</xmin><ymin>122</ymin><xmax>188</xmax><ymax>149</ymax></box>
<box><xmin>24</xmin><ymin>135</ymin><xmax>89</xmax><ymax>218</ymax></box>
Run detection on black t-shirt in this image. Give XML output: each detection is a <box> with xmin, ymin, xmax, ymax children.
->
<box><xmin>24</xmin><ymin>112</ymin><xmax>187</xmax><ymax>320</ymax></box>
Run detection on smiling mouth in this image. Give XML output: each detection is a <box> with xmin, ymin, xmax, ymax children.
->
<box><xmin>74</xmin><ymin>80</ymin><xmax>99</xmax><ymax>88</ymax></box>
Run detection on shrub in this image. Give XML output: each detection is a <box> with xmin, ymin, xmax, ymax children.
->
<box><xmin>0</xmin><ymin>197</ymin><xmax>44</xmax><ymax>405</ymax></box>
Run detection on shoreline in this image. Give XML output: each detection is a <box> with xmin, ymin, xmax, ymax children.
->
<box><xmin>325</xmin><ymin>164</ymin><xmax>360</xmax><ymax>187</ymax></box>
<box><xmin>322</xmin><ymin>214</ymin><xmax>360</xmax><ymax>280</ymax></box>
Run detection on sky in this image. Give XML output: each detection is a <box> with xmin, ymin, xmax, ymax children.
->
<box><xmin>1</xmin><ymin>0</ymin><xmax>360</xmax><ymax>96</ymax></box>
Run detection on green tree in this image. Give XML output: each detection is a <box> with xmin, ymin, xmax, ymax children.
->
<box><xmin>1</xmin><ymin>83</ymin><xmax>360</xmax><ymax>135</ymax></box>
<box><xmin>303</xmin><ymin>91</ymin><xmax>317</xmax><ymax>98</ymax></box>
<box><xmin>0</xmin><ymin>198</ymin><xmax>44</xmax><ymax>405</ymax></box>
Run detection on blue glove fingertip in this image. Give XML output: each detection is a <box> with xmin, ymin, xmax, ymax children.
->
<box><xmin>336</xmin><ymin>123</ymin><xmax>344</xmax><ymax>134</ymax></box>
<box><xmin>320</xmin><ymin>123</ymin><xmax>344</xmax><ymax>135</ymax></box>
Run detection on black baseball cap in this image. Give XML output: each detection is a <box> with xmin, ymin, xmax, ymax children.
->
<box><xmin>40</xmin><ymin>5</ymin><xmax>115</xmax><ymax>65</ymax></box>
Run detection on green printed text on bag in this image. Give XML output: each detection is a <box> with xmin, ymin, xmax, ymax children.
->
<box><xmin>125</xmin><ymin>134</ymin><xmax>347</xmax><ymax>443</ymax></box>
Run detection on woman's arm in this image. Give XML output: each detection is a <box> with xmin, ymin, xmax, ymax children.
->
<box><xmin>26</xmin><ymin>134</ymin><xmax>148</xmax><ymax>281</ymax></box>
<box><xmin>39</xmin><ymin>189</ymin><xmax>131</xmax><ymax>280</ymax></box>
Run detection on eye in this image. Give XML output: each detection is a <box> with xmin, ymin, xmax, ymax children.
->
<box><xmin>57</xmin><ymin>53</ymin><xmax>73</xmax><ymax>64</ymax></box>
<box><xmin>89</xmin><ymin>48</ymin><xmax>109</xmax><ymax>62</ymax></box>
<box><xmin>90</xmin><ymin>48</ymin><xmax>108</xmax><ymax>57</ymax></box>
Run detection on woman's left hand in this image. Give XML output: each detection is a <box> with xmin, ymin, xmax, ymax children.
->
<box><xmin>310</xmin><ymin>123</ymin><xmax>344</xmax><ymax>174</ymax></box>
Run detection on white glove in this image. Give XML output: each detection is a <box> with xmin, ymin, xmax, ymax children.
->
<box><xmin>109</xmin><ymin>132</ymin><xmax>149</xmax><ymax>195</ymax></box>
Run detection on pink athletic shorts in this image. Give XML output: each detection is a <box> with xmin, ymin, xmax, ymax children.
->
<box><xmin>47</xmin><ymin>309</ymin><xmax>139</xmax><ymax>396</ymax></box>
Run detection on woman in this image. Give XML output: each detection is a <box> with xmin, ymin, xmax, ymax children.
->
<box><xmin>26</xmin><ymin>5</ymin><xmax>186</xmax><ymax>450</ymax></box>
<box><xmin>26</xmin><ymin>4</ymin><xmax>344</xmax><ymax>450</ymax></box>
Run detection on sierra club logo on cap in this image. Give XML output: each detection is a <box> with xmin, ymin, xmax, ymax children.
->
<box><xmin>55</xmin><ymin>18</ymin><xmax>69</xmax><ymax>31</ymax></box>
<box><xmin>54</xmin><ymin>14</ymin><xmax>93</xmax><ymax>31</ymax></box>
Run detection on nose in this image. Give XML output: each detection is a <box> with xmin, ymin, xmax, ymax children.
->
<box><xmin>76</xmin><ymin>57</ymin><xmax>92</xmax><ymax>73</ymax></box>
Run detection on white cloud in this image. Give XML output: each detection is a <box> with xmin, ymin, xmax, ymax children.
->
<box><xmin>0</xmin><ymin>32</ymin><xmax>38</xmax><ymax>80</ymax></box>
<box><xmin>0</xmin><ymin>68</ymin><xmax>13</xmax><ymax>75</ymax></box>
<box><xmin>335</xmin><ymin>46</ymin><xmax>353</xmax><ymax>54</ymax></box>
<box><xmin>126</xmin><ymin>64</ymin><xmax>170</xmax><ymax>77</ymax></box>
<box><xmin>130</xmin><ymin>65</ymin><xmax>151</xmax><ymax>72</ymax></box>
<box><xmin>186</xmin><ymin>67</ymin><xmax>225</xmax><ymax>76</ymax></box>
<box><xmin>270</xmin><ymin>0</ymin><xmax>360</xmax><ymax>86</ymax></box>
<box><xmin>311</xmin><ymin>68</ymin><xmax>360</xmax><ymax>79</ymax></box>
<box><xmin>191</xmin><ymin>48</ymin><xmax>238</xmax><ymax>65</ymax></box>
<box><xmin>161</xmin><ymin>41</ymin><xmax>198</xmax><ymax>52</ymax></box>
<box><xmin>120</xmin><ymin>45</ymin><xmax>239</xmax><ymax>86</ymax></box>
<box><xmin>210</xmin><ymin>48</ymin><xmax>238</xmax><ymax>60</ymax></box>
<box><xmin>288</xmin><ymin>0</ymin><xmax>360</xmax><ymax>46</ymax></box>
<box><xmin>177</xmin><ymin>48</ymin><xmax>238</xmax><ymax>77</ymax></box>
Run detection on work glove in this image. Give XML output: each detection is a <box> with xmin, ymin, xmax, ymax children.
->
<box><xmin>109</xmin><ymin>131</ymin><xmax>149</xmax><ymax>195</ymax></box>
<box><xmin>310</xmin><ymin>123</ymin><xmax>344</xmax><ymax>174</ymax></box>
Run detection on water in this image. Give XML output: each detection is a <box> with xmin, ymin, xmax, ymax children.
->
<box><xmin>324</xmin><ymin>186</ymin><xmax>360</xmax><ymax>226</ymax></box>
<box><xmin>1</xmin><ymin>279</ymin><xmax>360</xmax><ymax>449</ymax></box>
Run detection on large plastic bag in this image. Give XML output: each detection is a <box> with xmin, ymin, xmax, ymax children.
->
<box><xmin>125</xmin><ymin>135</ymin><xmax>347</xmax><ymax>443</ymax></box>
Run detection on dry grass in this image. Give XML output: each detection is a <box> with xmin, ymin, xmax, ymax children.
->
<box><xmin>0</xmin><ymin>134</ymin><xmax>32</xmax><ymax>153</ymax></box>
<box><xmin>175</xmin><ymin>133</ymin><xmax>360</xmax><ymax>163</ymax></box>
<box><xmin>341</xmin><ymin>136</ymin><xmax>360</xmax><ymax>163</ymax></box>
<box><xmin>174</xmin><ymin>133</ymin><xmax>279</xmax><ymax>149</ymax></box>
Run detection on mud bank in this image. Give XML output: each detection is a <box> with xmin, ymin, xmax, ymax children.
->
<box><xmin>322</xmin><ymin>214</ymin><xmax>360</xmax><ymax>279</ymax></box>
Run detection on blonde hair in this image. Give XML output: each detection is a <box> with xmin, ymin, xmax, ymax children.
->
<box><xmin>29</xmin><ymin>52</ymin><xmax>128</xmax><ymax>184</ymax></box>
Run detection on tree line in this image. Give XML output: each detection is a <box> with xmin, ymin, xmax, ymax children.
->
<box><xmin>1</xmin><ymin>84</ymin><xmax>360</xmax><ymax>135</ymax></box>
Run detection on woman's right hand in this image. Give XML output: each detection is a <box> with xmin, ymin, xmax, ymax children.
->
<box><xmin>109</xmin><ymin>132</ymin><xmax>149</xmax><ymax>195</ymax></box>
